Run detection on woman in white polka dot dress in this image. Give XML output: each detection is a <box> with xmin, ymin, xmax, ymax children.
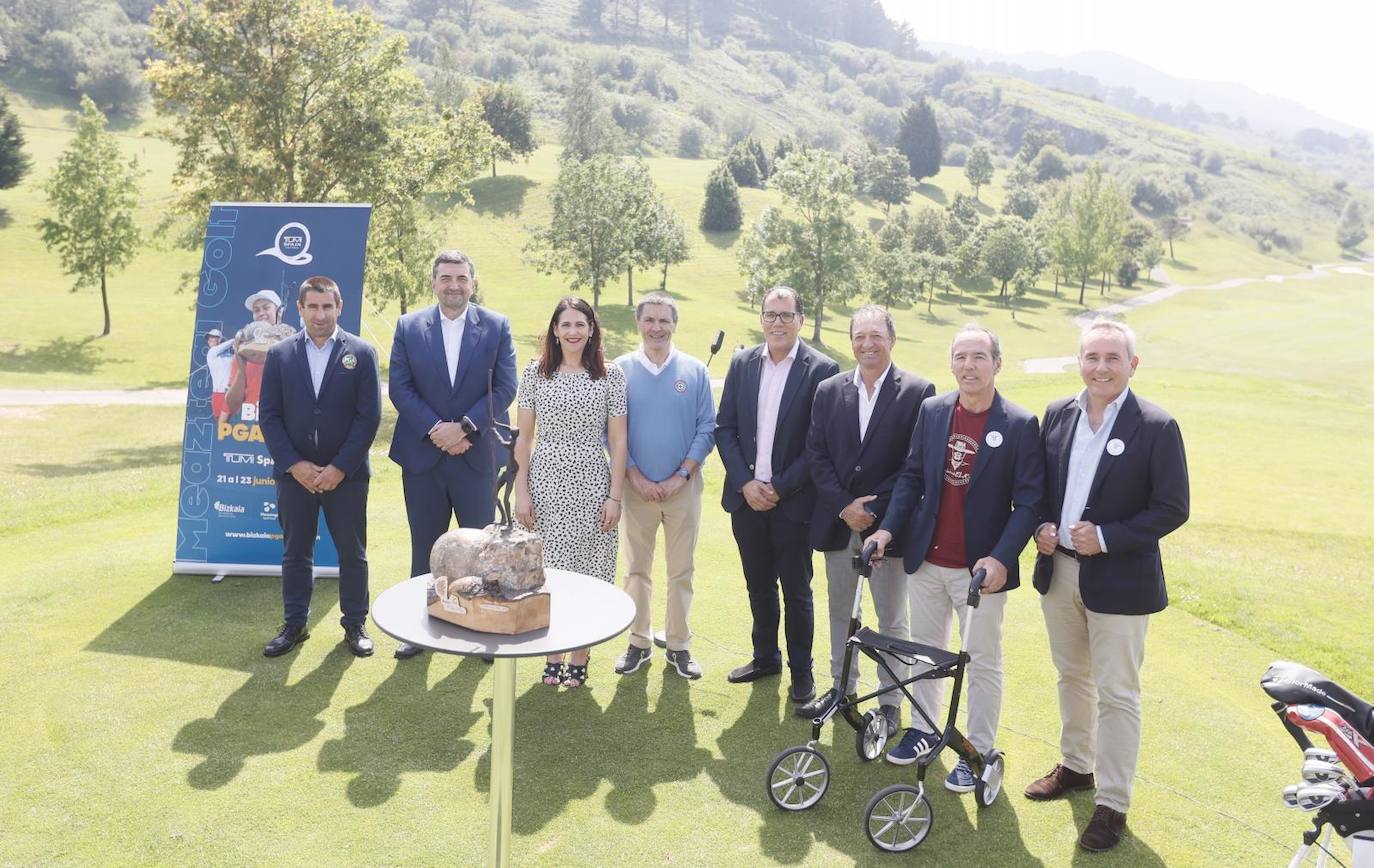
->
<box><xmin>514</xmin><ymin>296</ymin><xmax>628</xmax><ymax>689</ymax></box>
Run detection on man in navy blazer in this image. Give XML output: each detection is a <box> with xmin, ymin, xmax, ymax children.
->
<box><xmin>868</xmin><ymin>324</ymin><xmax>1043</xmax><ymax>789</ymax></box>
<box><xmin>388</xmin><ymin>250</ymin><xmax>518</xmax><ymax>658</ymax></box>
<box><xmin>800</xmin><ymin>306</ymin><xmax>935</xmax><ymax>728</ymax></box>
<box><xmin>715</xmin><ymin>287</ymin><xmax>839</xmax><ymax>703</ymax></box>
<box><xmin>1022</xmin><ymin>319</ymin><xmax>1189</xmax><ymax>853</ymax></box>
<box><xmin>259</xmin><ymin>276</ymin><xmax>382</xmax><ymax>659</ymax></box>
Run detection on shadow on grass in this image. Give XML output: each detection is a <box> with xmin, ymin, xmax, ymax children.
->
<box><xmin>0</xmin><ymin>207</ymin><xmax>11</xmax><ymax>230</ymax></box>
<box><xmin>1068</xmin><ymin>795</ymin><xmax>1167</xmax><ymax>866</ymax></box>
<box><xmin>595</xmin><ymin>302</ymin><xmax>641</xmax><ymax>359</ymax></box>
<box><xmin>0</xmin><ymin>336</ymin><xmax>123</xmax><ymax>375</ymax></box>
<box><xmin>318</xmin><ymin>653</ymin><xmax>488</xmax><ymax>807</ymax></box>
<box><xmin>15</xmin><ymin>442</ymin><xmax>181</xmax><ymax>477</ymax></box>
<box><xmin>465</xmin><ymin>175</ymin><xmax>539</xmax><ymax>218</ymax></box>
<box><xmin>702</xmin><ymin>228</ymin><xmax>741</xmax><ymax>251</ymax></box>
<box><xmin>914</xmin><ymin>184</ymin><xmax>947</xmax><ymax>206</ymax></box>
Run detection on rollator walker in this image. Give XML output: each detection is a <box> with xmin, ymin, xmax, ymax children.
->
<box><xmin>764</xmin><ymin>541</ymin><xmax>1006</xmax><ymax>852</ymax></box>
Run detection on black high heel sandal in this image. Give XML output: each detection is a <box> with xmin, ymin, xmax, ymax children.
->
<box><xmin>562</xmin><ymin>656</ymin><xmax>590</xmax><ymax>689</ymax></box>
<box><xmin>541</xmin><ymin>661</ymin><xmax>564</xmax><ymax>686</ymax></box>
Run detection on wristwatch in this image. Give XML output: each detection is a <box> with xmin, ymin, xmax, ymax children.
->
<box><xmin>676</xmin><ymin>466</ymin><xmax>691</xmax><ymax>479</ymax></box>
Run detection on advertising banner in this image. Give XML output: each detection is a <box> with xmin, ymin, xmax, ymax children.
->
<box><xmin>174</xmin><ymin>203</ymin><xmax>373</xmax><ymax>577</ymax></box>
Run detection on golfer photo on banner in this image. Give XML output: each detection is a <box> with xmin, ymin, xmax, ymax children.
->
<box><xmin>174</xmin><ymin>203</ymin><xmax>373</xmax><ymax>577</ymax></box>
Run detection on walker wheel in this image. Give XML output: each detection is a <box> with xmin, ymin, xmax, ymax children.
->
<box><xmin>855</xmin><ymin>709</ymin><xmax>889</xmax><ymax>762</ymax></box>
<box><xmin>765</xmin><ymin>745</ymin><xmax>830</xmax><ymax>811</ymax></box>
<box><xmin>975</xmin><ymin>749</ymin><xmax>1005</xmax><ymax>808</ymax></box>
<box><xmin>864</xmin><ymin>784</ymin><xmax>934</xmax><ymax>852</ymax></box>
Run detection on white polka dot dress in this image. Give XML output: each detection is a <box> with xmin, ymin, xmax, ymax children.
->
<box><xmin>517</xmin><ymin>360</ymin><xmax>628</xmax><ymax>583</ymax></box>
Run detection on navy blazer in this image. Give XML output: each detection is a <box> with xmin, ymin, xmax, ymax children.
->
<box><xmin>387</xmin><ymin>303</ymin><xmax>518</xmax><ymax>475</ymax></box>
<box><xmin>1032</xmin><ymin>390</ymin><xmax>1189</xmax><ymax>615</ymax></box>
<box><xmin>715</xmin><ymin>340</ymin><xmax>840</xmax><ymax>523</ymax></box>
<box><xmin>259</xmin><ymin>330</ymin><xmax>381</xmax><ymax>480</ymax></box>
<box><xmin>806</xmin><ymin>365</ymin><xmax>935</xmax><ymax>552</ymax></box>
<box><xmin>879</xmin><ymin>390</ymin><xmax>1044</xmax><ymax>588</ymax></box>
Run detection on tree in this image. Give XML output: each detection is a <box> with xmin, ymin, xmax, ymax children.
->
<box><xmin>980</xmin><ymin>216</ymin><xmax>1032</xmax><ymax>301</ymax></box>
<box><xmin>561</xmin><ymin>62</ymin><xmax>621</xmax><ymax>161</ymax></box>
<box><xmin>525</xmin><ymin>155</ymin><xmax>663</xmax><ymax>310</ymax></box>
<box><xmin>1001</xmin><ymin>162</ymin><xmax>1040</xmax><ymax>220</ymax></box>
<box><xmin>723</xmin><ymin>141</ymin><xmax>763</xmax><ymax>188</ymax></box>
<box><xmin>1157</xmin><ymin>214</ymin><xmax>1190</xmax><ymax>261</ymax></box>
<box><xmin>366</xmin><ymin>201</ymin><xmax>441</xmax><ymax>316</ymax></box>
<box><xmin>699</xmin><ymin>163</ymin><xmax>743</xmax><ymax>231</ymax></box>
<box><xmin>641</xmin><ymin>202</ymin><xmax>690</xmax><ymax>291</ymax></box>
<box><xmin>896</xmin><ymin>98</ymin><xmax>941</xmax><ymax>182</ymax></box>
<box><xmin>677</xmin><ymin>121</ymin><xmax>708</xmax><ymax>158</ymax></box>
<box><xmin>36</xmin><ymin>96</ymin><xmax>142</xmax><ymax>338</ymax></box>
<box><xmin>576</xmin><ymin>0</ymin><xmax>605</xmax><ymax>30</ymax></box>
<box><xmin>964</xmin><ymin>143</ymin><xmax>994</xmax><ymax>201</ymax></box>
<box><xmin>0</xmin><ymin>93</ymin><xmax>31</xmax><ymax>190</ymax></box>
<box><xmin>1032</xmin><ymin>144</ymin><xmax>1069</xmax><ymax>182</ymax></box>
<box><xmin>477</xmin><ymin>82</ymin><xmax>535</xmax><ymax>177</ymax></box>
<box><xmin>866</xmin><ymin>208</ymin><xmax>919</xmax><ymax>307</ymax></box>
<box><xmin>738</xmin><ymin>149</ymin><xmax>865</xmax><ymax>343</ymax></box>
<box><xmin>746</xmin><ymin>137</ymin><xmax>771</xmax><ymax>181</ymax></box>
<box><xmin>865</xmin><ymin>148</ymin><xmax>912</xmax><ymax>215</ymax></box>
<box><xmin>1337</xmin><ymin>199</ymin><xmax>1368</xmax><ymax>251</ymax></box>
<box><xmin>1049</xmin><ymin>166</ymin><xmax>1119</xmax><ymax>306</ymax></box>
<box><xmin>1140</xmin><ymin>237</ymin><xmax>1165</xmax><ymax>280</ymax></box>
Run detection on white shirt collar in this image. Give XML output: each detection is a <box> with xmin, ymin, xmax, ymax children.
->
<box><xmin>307</xmin><ymin>327</ymin><xmax>340</xmax><ymax>349</ymax></box>
<box><xmin>852</xmin><ymin>363</ymin><xmax>892</xmax><ymax>393</ymax></box>
<box><xmin>440</xmin><ymin>305</ymin><xmax>467</xmax><ymax>323</ymax></box>
<box><xmin>633</xmin><ymin>343</ymin><xmax>676</xmax><ymax>376</ymax></box>
<box><xmin>764</xmin><ymin>339</ymin><xmax>800</xmax><ymax>366</ymax></box>
<box><xmin>1074</xmin><ymin>385</ymin><xmax>1131</xmax><ymax>413</ymax></box>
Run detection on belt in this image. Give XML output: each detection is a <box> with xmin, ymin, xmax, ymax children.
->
<box><xmin>1055</xmin><ymin>544</ymin><xmax>1079</xmax><ymax>560</ymax></box>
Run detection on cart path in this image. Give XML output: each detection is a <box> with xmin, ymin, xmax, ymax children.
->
<box><xmin>1020</xmin><ymin>258</ymin><xmax>1374</xmax><ymax>373</ymax></box>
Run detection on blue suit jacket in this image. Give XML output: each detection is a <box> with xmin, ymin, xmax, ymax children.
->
<box><xmin>1032</xmin><ymin>390</ymin><xmax>1189</xmax><ymax>614</ymax></box>
<box><xmin>259</xmin><ymin>330</ymin><xmax>381</xmax><ymax>479</ymax></box>
<box><xmin>715</xmin><ymin>340</ymin><xmax>840</xmax><ymax>523</ymax></box>
<box><xmin>806</xmin><ymin>365</ymin><xmax>935</xmax><ymax>552</ymax></box>
<box><xmin>387</xmin><ymin>303</ymin><xmax>518</xmax><ymax>476</ymax></box>
<box><xmin>879</xmin><ymin>390</ymin><xmax>1044</xmax><ymax>588</ymax></box>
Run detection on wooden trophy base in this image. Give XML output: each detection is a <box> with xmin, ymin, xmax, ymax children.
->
<box><xmin>427</xmin><ymin>575</ymin><xmax>551</xmax><ymax>635</ymax></box>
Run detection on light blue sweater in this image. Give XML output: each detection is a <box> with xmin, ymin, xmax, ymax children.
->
<box><xmin>614</xmin><ymin>348</ymin><xmax>717</xmax><ymax>482</ymax></box>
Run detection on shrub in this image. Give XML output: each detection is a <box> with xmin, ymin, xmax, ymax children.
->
<box><xmin>677</xmin><ymin>121</ymin><xmax>709</xmax><ymax>158</ymax></box>
<box><xmin>943</xmin><ymin>142</ymin><xmax>969</xmax><ymax>167</ymax></box>
<box><xmin>1202</xmin><ymin>150</ymin><xmax>1224</xmax><ymax>174</ymax></box>
<box><xmin>700</xmin><ymin>164</ymin><xmax>743</xmax><ymax>231</ymax></box>
<box><xmin>1032</xmin><ymin>145</ymin><xmax>1069</xmax><ymax>182</ymax></box>
<box><xmin>723</xmin><ymin>142</ymin><xmax>762</xmax><ymax>187</ymax></box>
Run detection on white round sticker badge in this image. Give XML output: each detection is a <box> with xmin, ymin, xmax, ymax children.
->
<box><xmin>1107</xmin><ymin>438</ymin><xmax>1125</xmax><ymax>456</ymax></box>
<box><xmin>986</xmin><ymin>431</ymin><xmax>1003</xmax><ymax>448</ymax></box>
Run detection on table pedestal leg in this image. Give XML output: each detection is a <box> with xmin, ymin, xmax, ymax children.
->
<box><xmin>489</xmin><ymin>656</ymin><xmax>515</xmax><ymax>867</ymax></box>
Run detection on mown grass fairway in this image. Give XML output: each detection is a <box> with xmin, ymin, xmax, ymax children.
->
<box><xmin>3</xmin><ymin>90</ymin><xmax>1372</xmax><ymax>865</ymax></box>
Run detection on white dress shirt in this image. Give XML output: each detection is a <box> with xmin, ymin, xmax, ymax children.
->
<box><xmin>854</xmin><ymin>363</ymin><xmax>891</xmax><ymax>442</ymax></box>
<box><xmin>633</xmin><ymin>344</ymin><xmax>676</xmax><ymax>376</ymax></box>
<box><xmin>305</xmin><ymin>328</ymin><xmax>339</xmax><ymax>398</ymax></box>
<box><xmin>754</xmin><ymin>340</ymin><xmax>799</xmax><ymax>483</ymax></box>
<box><xmin>1059</xmin><ymin>386</ymin><xmax>1131</xmax><ymax>552</ymax></box>
<box><xmin>440</xmin><ymin>308</ymin><xmax>467</xmax><ymax>386</ymax></box>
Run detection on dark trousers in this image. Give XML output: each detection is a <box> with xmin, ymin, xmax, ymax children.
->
<box><xmin>731</xmin><ymin>506</ymin><xmax>814</xmax><ymax>676</ymax></box>
<box><xmin>277</xmin><ymin>473</ymin><xmax>370</xmax><ymax>629</ymax></box>
<box><xmin>402</xmin><ymin>454</ymin><xmax>497</xmax><ymax>577</ymax></box>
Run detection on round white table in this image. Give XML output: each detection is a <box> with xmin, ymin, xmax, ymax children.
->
<box><xmin>371</xmin><ymin>570</ymin><xmax>634</xmax><ymax>867</ymax></box>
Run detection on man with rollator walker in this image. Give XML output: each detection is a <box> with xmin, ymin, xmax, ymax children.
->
<box><xmin>868</xmin><ymin>323</ymin><xmax>1044</xmax><ymax>792</ymax></box>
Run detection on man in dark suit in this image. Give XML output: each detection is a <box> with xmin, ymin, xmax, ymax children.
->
<box><xmin>259</xmin><ymin>276</ymin><xmax>382</xmax><ymax>658</ymax></box>
<box><xmin>800</xmin><ymin>305</ymin><xmax>934</xmax><ymax>728</ymax></box>
<box><xmin>868</xmin><ymin>324</ymin><xmax>1043</xmax><ymax>790</ymax></box>
<box><xmin>715</xmin><ymin>286</ymin><xmax>839</xmax><ymax>703</ymax></box>
<box><xmin>388</xmin><ymin>250</ymin><xmax>518</xmax><ymax>658</ymax></box>
<box><xmin>1022</xmin><ymin>319</ymin><xmax>1189</xmax><ymax>853</ymax></box>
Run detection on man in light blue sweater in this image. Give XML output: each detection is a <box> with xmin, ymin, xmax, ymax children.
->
<box><xmin>612</xmin><ymin>293</ymin><xmax>717</xmax><ymax>679</ymax></box>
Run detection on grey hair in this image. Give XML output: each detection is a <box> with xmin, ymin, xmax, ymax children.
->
<box><xmin>432</xmin><ymin>249</ymin><xmax>476</xmax><ymax>279</ymax></box>
<box><xmin>1079</xmin><ymin>318</ymin><xmax>1137</xmax><ymax>358</ymax></box>
<box><xmin>635</xmin><ymin>292</ymin><xmax>679</xmax><ymax>323</ymax></box>
<box><xmin>849</xmin><ymin>305</ymin><xmax>895</xmax><ymax>340</ymax></box>
<box><xmin>950</xmin><ymin>322</ymin><xmax>1001</xmax><ymax>362</ymax></box>
<box><xmin>761</xmin><ymin>286</ymin><xmax>804</xmax><ymax>317</ymax></box>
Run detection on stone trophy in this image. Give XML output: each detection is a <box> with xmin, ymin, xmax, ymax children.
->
<box><xmin>425</xmin><ymin>379</ymin><xmax>550</xmax><ymax>634</ymax></box>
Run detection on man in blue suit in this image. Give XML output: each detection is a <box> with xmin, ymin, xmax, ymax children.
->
<box><xmin>388</xmin><ymin>250</ymin><xmax>518</xmax><ymax>658</ymax></box>
<box><xmin>259</xmin><ymin>276</ymin><xmax>382</xmax><ymax>658</ymax></box>
<box><xmin>715</xmin><ymin>286</ymin><xmax>839</xmax><ymax>704</ymax></box>
<box><xmin>1022</xmin><ymin>319</ymin><xmax>1189</xmax><ymax>852</ymax></box>
<box><xmin>868</xmin><ymin>324</ymin><xmax>1043</xmax><ymax>789</ymax></box>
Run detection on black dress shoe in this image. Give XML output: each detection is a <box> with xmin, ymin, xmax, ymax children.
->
<box><xmin>394</xmin><ymin>641</ymin><xmax>424</xmax><ymax>660</ymax></box>
<box><xmin>344</xmin><ymin>625</ymin><xmax>374</xmax><ymax>657</ymax></box>
<box><xmin>726</xmin><ymin>660</ymin><xmax>782</xmax><ymax>683</ymax></box>
<box><xmin>263</xmin><ymin>623</ymin><xmax>309</xmax><ymax>657</ymax></box>
<box><xmin>788</xmin><ymin>672</ymin><xmax>816</xmax><ymax>704</ymax></box>
<box><xmin>796</xmin><ymin>687</ymin><xmax>839</xmax><ymax>719</ymax></box>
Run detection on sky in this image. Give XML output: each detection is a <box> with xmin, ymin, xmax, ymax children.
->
<box><xmin>880</xmin><ymin>0</ymin><xmax>1374</xmax><ymax>135</ymax></box>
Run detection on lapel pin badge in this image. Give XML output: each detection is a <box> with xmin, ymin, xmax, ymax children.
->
<box><xmin>1106</xmin><ymin>437</ymin><xmax>1124</xmax><ymax>456</ymax></box>
<box><xmin>986</xmin><ymin>430</ymin><xmax>1003</xmax><ymax>448</ymax></box>
<box><xmin>341</xmin><ymin>353</ymin><xmax>357</xmax><ymax>370</ymax></box>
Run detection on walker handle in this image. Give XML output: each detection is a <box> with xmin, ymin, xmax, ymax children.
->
<box><xmin>967</xmin><ymin>568</ymin><xmax>988</xmax><ymax>608</ymax></box>
<box><xmin>853</xmin><ymin>540</ymin><xmax>879</xmax><ymax>578</ymax></box>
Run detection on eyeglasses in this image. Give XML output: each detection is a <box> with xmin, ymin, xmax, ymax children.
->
<box><xmin>761</xmin><ymin>311</ymin><xmax>799</xmax><ymax>324</ymax></box>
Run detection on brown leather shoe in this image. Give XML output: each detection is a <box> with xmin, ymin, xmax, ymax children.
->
<box><xmin>1023</xmin><ymin>763</ymin><xmax>1095</xmax><ymax>800</ymax></box>
<box><xmin>1079</xmin><ymin>805</ymin><xmax>1127</xmax><ymax>851</ymax></box>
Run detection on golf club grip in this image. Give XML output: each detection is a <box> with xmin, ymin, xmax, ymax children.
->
<box><xmin>967</xmin><ymin>568</ymin><xmax>988</xmax><ymax>607</ymax></box>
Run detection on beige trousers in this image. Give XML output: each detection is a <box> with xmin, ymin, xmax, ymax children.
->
<box><xmin>620</xmin><ymin>472</ymin><xmax>704</xmax><ymax>652</ymax></box>
<box><xmin>1040</xmin><ymin>551</ymin><xmax>1150</xmax><ymax>813</ymax></box>
<box><xmin>907</xmin><ymin>560</ymin><xmax>1007</xmax><ymax>754</ymax></box>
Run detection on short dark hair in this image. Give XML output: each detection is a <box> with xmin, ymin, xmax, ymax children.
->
<box><xmin>761</xmin><ymin>286</ymin><xmax>803</xmax><ymax>317</ymax></box>
<box><xmin>298</xmin><ymin>275</ymin><xmax>342</xmax><ymax>306</ymax></box>
<box><xmin>432</xmin><ymin>249</ymin><xmax>475</xmax><ymax>280</ymax></box>
<box><xmin>635</xmin><ymin>292</ymin><xmax>679</xmax><ymax>323</ymax></box>
<box><xmin>849</xmin><ymin>305</ymin><xmax>895</xmax><ymax>340</ymax></box>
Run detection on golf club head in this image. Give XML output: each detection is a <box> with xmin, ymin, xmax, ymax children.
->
<box><xmin>1305</xmin><ymin>747</ymin><xmax>1340</xmax><ymax>765</ymax></box>
<box><xmin>1282</xmin><ymin>784</ymin><xmax>1301</xmax><ymax>808</ymax></box>
<box><xmin>1303</xmin><ymin>758</ymin><xmax>1348</xmax><ymax>785</ymax></box>
<box><xmin>1295</xmin><ymin>781</ymin><xmax>1346</xmax><ymax>811</ymax></box>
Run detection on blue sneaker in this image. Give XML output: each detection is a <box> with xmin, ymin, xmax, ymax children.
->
<box><xmin>885</xmin><ymin>727</ymin><xmax>937</xmax><ymax>765</ymax></box>
<box><xmin>944</xmin><ymin>758</ymin><xmax>976</xmax><ymax>793</ymax></box>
